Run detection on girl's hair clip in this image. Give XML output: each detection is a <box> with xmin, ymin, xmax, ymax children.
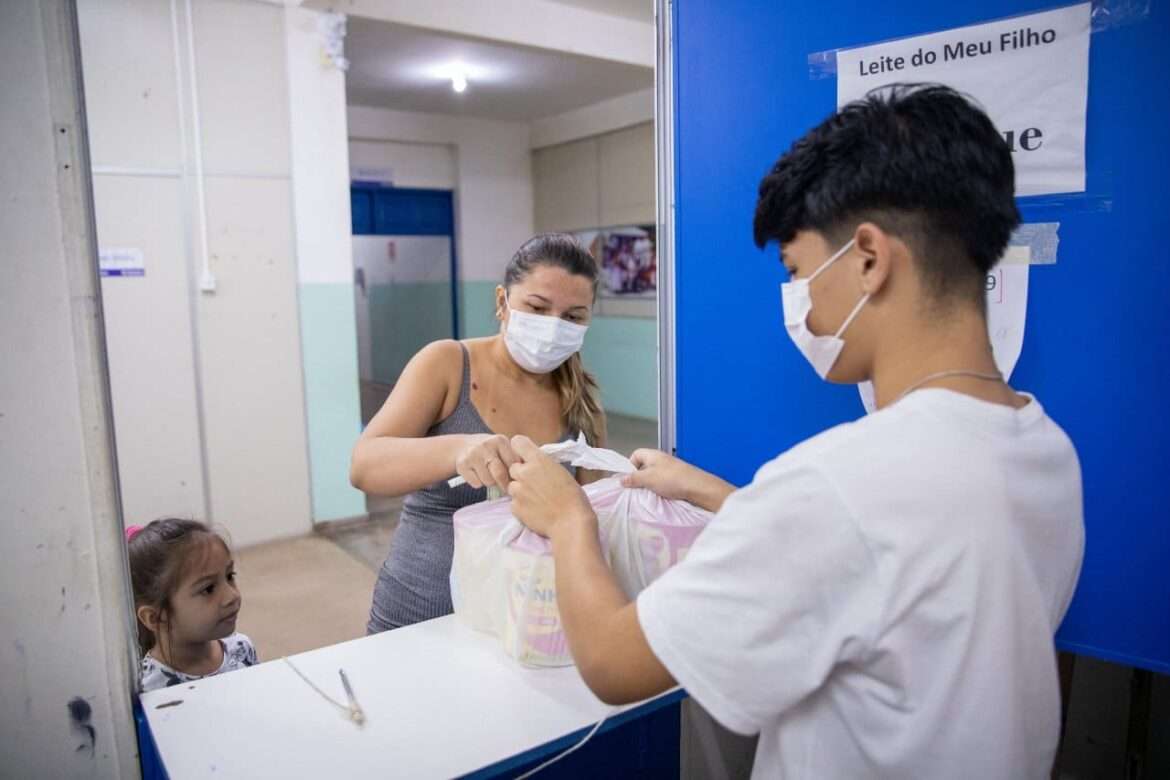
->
<box><xmin>125</xmin><ymin>525</ymin><xmax>145</xmax><ymax>542</ymax></box>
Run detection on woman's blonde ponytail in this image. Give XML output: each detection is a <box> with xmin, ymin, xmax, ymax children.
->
<box><xmin>552</xmin><ymin>352</ymin><xmax>604</xmax><ymax>445</ymax></box>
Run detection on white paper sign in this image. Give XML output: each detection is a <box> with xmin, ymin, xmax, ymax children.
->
<box><xmin>98</xmin><ymin>247</ymin><xmax>145</xmax><ymax>277</ymax></box>
<box><xmin>836</xmin><ymin>3</ymin><xmax>1091</xmax><ymax>197</ymax></box>
<box><xmin>986</xmin><ymin>263</ymin><xmax>1029</xmax><ymax>379</ymax></box>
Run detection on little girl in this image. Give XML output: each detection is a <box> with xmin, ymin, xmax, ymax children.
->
<box><xmin>127</xmin><ymin>518</ymin><xmax>258</xmax><ymax>691</ymax></box>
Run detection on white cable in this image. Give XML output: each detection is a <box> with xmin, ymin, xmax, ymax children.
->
<box><xmin>282</xmin><ymin>657</ymin><xmax>348</xmax><ymax>712</ymax></box>
<box><xmin>512</xmin><ymin>708</ymin><xmax>618</xmax><ymax>779</ymax></box>
<box><xmin>282</xmin><ymin>657</ymin><xmax>365</xmax><ymax>725</ymax></box>
<box><xmin>182</xmin><ymin>0</ymin><xmax>215</xmax><ymax>293</ymax></box>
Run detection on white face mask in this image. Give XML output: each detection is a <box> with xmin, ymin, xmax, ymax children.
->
<box><xmin>781</xmin><ymin>238</ymin><xmax>869</xmax><ymax>380</ymax></box>
<box><xmin>502</xmin><ymin>292</ymin><xmax>588</xmax><ymax>374</ymax></box>
<box><xmin>858</xmin><ymin>380</ymin><xmax>878</xmax><ymax>414</ymax></box>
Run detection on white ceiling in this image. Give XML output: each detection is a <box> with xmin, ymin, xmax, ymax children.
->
<box><xmin>544</xmin><ymin>0</ymin><xmax>653</xmax><ymax>22</ymax></box>
<box><xmin>344</xmin><ymin>18</ymin><xmax>654</xmax><ymax>122</ymax></box>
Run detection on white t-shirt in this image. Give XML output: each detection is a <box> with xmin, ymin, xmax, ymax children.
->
<box><xmin>638</xmin><ymin>390</ymin><xmax>1083</xmax><ymax>779</ymax></box>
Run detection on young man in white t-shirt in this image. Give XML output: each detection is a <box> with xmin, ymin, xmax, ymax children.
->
<box><xmin>505</xmin><ymin>84</ymin><xmax>1084</xmax><ymax>778</ymax></box>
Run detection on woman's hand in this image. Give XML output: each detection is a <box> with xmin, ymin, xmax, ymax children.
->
<box><xmin>454</xmin><ymin>434</ymin><xmax>519</xmax><ymax>489</ymax></box>
<box><xmin>507</xmin><ymin>436</ymin><xmax>596</xmax><ymax>539</ymax></box>
<box><xmin>621</xmin><ymin>449</ymin><xmax>736</xmax><ymax>514</ymax></box>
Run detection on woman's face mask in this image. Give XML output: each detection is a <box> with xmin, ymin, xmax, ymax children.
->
<box><xmin>781</xmin><ymin>238</ymin><xmax>869</xmax><ymax>380</ymax></box>
<box><xmin>502</xmin><ymin>291</ymin><xmax>588</xmax><ymax>374</ymax></box>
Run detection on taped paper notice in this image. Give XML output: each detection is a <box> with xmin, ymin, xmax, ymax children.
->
<box><xmin>986</xmin><ymin>262</ymin><xmax>1030</xmax><ymax>379</ymax></box>
<box><xmin>99</xmin><ymin>248</ymin><xmax>145</xmax><ymax>278</ymax></box>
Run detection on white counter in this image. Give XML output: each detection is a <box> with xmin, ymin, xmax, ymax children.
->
<box><xmin>140</xmin><ymin>615</ymin><xmax>682</xmax><ymax>778</ymax></box>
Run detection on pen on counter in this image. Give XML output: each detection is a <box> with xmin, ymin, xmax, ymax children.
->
<box><xmin>340</xmin><ymin>669</ymin><xmax>366</xmax><ymax>726</ymax></box>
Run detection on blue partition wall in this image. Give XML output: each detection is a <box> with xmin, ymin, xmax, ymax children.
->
<box><xmin>672</xmin><ymin>1</ymin><xmax>1170</xmax><ymax>672</ymax></box>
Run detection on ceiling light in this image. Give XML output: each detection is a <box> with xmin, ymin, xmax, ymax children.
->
<box><xmin>418</xmin><ymin>62</ymin><xmax>498</xmax><ymax>90</ymax></box>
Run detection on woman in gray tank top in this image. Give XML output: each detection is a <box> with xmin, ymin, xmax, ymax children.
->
<box><xmin>351</xmin><ymin>234</ymin><xmax>609</xmax><ymax>632</ymax></box>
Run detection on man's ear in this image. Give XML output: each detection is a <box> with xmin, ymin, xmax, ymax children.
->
<box><xmin>853</xmin><ymin>222</ymin><xmax>895</xmax><ymax>297</ymax></box>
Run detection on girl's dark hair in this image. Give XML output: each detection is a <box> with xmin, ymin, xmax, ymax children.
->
<box><xmin>504</xmin><ymin>233</ymin><xmax>604</xmax><ymax>445</ymax></box>
<box><xmin>753</xmin><ymin>83</ymin><xmax>1021</xmax><ymax>305</ymax></box>
<box><xmin>127</xmin><ymin>518</ymin><xmax>227</xmax><ymax>656</ymax></box>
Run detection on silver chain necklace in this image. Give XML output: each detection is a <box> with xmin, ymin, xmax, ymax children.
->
<box><xmin>892</xmin><ymin>369</ymin><xmax>1004</xmax><ymax>405</ymax></box>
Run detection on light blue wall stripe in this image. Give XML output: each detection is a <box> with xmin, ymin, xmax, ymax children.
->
<box><xmin>461</xmin><ymin>280</ymin><xmax>501</xmax><ymax>338</ymax></box>
<box><xmin>581</xmin><ymin>315</ymin><xmax>658</xmax><ymax>420</ymax></box>
<box><xmin>368</xmin><ymin>282</ymin><xmax>455</xmax><ymax>384</ymax></box>
<box><xmin>298</xmin><ymin>282</ymin><xmax>367</xmax><ymax>521</ymax></box>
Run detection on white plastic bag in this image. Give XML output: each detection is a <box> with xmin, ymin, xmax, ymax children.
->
<box><xmin>591</xmin><ymin>477</ymin><xmax>713</xmax><ymax>598</ymax></box>
<box><xmin>447</xmin><ymin>432</ymin><xmax>635</xmax><ymax>489</ymax></box>
<box><xmin>451</xmin><ymin>471</ymin><xmax>714</xmax><ymax>668</ymax></box>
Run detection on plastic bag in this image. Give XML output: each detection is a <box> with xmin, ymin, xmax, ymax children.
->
<box><xmin>451</xmin><ymin>474</ymin><xmax>714</xmax><ymax>667</ymax></box>
<box><xmin>447</xmin><ymin>432</ymin><xmax>634</xmax><ymax>489</ymax></box>
<box><xmin>593</xmin><ymin>478</ymin><xmax>712</xmax><ymax>597</ymax></box>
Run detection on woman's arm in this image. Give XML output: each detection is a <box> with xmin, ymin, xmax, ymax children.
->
<box><xmin>350</xmin><ymin>341</ymin><xmax>485</xmax><ymax>497</ymax></box>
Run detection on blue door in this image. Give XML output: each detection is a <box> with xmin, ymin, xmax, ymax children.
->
<box><xmin>351</xmin><ymin>186</ymin><xmax>458</xmax><ymax>405</ymax></box>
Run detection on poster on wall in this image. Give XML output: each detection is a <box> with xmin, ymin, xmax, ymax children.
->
<box><xmin>834</xmin><ymin>3</ymin><xmax>1091</xmax><ymax>198</ymax></box>
<box><xmin>574</xmin><ymin>225</ymin><xmax>657</xmax><ymax>317</ymax></box>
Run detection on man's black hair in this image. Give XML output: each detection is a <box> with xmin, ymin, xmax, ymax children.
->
<box><xmin>753</xmin><ymin>83</ymin><xmax>1020</xmax><ymax>304</ymax></box>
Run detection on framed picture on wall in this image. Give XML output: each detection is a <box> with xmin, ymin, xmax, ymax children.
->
<box><xmin>574</xmin><ymin>225</ymin><xmax>656</xmax><ymax>318</ymax></box>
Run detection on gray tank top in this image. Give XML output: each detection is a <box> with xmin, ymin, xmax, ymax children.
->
<box><xmin>401</xmin><ymin>344</ymin><xmax>495</xmax><ymax>522</ymax></box>
<box><xmin>367</xmin><ymin>343</ymin><xmax>572</xmax><ymax>633</ymax></box>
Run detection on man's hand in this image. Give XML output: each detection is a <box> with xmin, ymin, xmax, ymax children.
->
<box><xmin>622</xmin><ymin>449</ymin><xmax>737</xmax><ymax>514</ymax></box>
<box><xmin>507</xmin><ymin>435</ymin><xmax>596</xmax><ymax>538</ymax></box>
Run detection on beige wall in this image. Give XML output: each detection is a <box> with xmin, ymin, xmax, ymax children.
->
<box><xmin>92</xmin><ymin>174</ymin><xmax>208</xmax><ymax>520</ymax></box>
<box><xmin>532</xmin><ymin>121</ymin><xmax>654</xmax><ymax>232</ymax></box>
<box><xmin>599</xmin><ymin>123</ymin><xmax>655</xmax><ymax>227</ymax></box>
<box><xmin>79</xmin><ymin>0</ymin><xmax>313</xmax><ymax>546</ymax></box>
<box><xmin>197</xmin><ymin>176</ymin><xmax>310</xmax><ymax>542</ymax></box>
<box><xmin>530</xmin><ymin>87</ymin><xmax>654</xmax><ymax>149</ymax></box>
<box><xmin>349</xmin><ymin>139</ymin><xmax>457</xmax><ymax>189</ymax></box>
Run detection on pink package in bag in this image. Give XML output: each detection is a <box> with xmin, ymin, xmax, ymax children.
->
<box><xmin>585</xmin><ymin>477</ymin><xmax>713</xmax><ymax>596</ymax></box>
<box><xmin>450</xmin><ymin>495</ymin><xmax>571</xmax><ymax>665</ymax></box>
<box><xmin>450</xmin><ymin>466</ymin><xmax>714</xmax><ymax>668</ymax></box>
